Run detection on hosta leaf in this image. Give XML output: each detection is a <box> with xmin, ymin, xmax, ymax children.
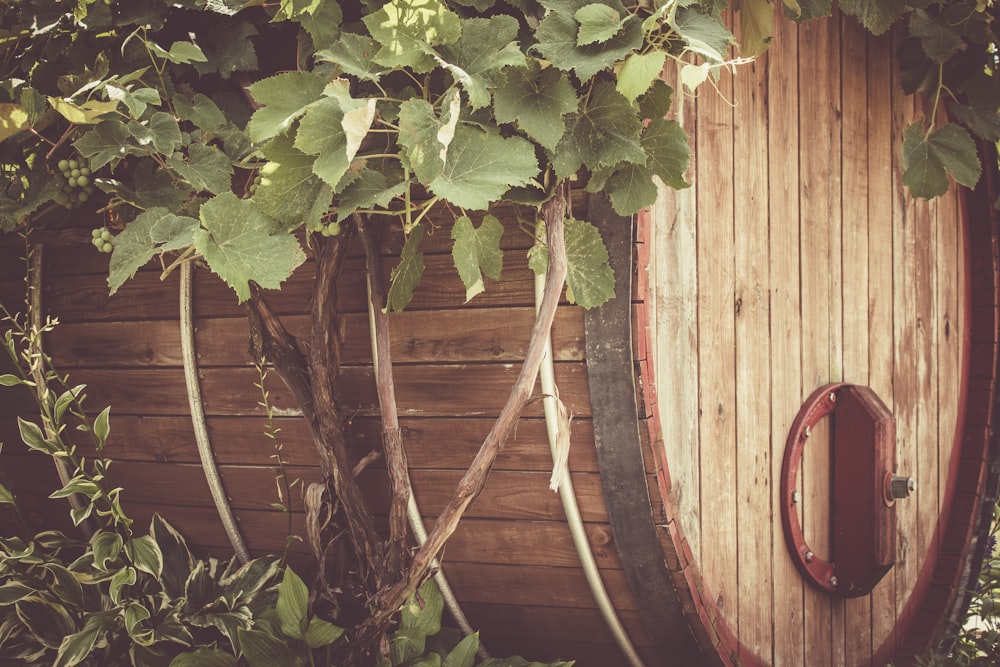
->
<box><xmin>387</xmin><ymin>224</ymin><xmax>426</xmax><ymax>312</ymax></box>
<box><xmin>109</xmin><ymin>208</ymin><xmax>199</xmax><ymax>295</ymax></box>
<box><xmin>534</xmin><ymin>10</ymin><xmax>643</xmax><ymax>82</ymax></box>
<box><xmin>391</xmin><ymin>628</ymin><xmax>426</xmax><ymax>665</ymax></box>
<box><xmin>494</xmin><ymin>63</ymin><xmax>578</xmax><ymax>151</ymax></box>
<box><xmin>902</xmin><ymin>121</ymin><xmax>981</xmax><ymax>199</ymax></box>
<box><xmin>49</xmin><ymin>476</ymin><xmax>101</xmax><ymax>500</ymax></box>
<box><xmin>93</xmin><ymin>405</ymin><xmax>111</xmax><ymax>448</ymax></box>
<box><xmin>436</xmin><ymin>16</ymin><xmax>525</xmax><ymax>109</ymax></box>
<box><xmin>316</xmin><ymin>32</ymin><xmax>386</xmax><ymax>81</ymax></box>
<box><xmin>575</xmin><ymin>3</ymin><xmax>629</xmax><ymax>46</ymax></box>
<box><xmin>91</xmin><ymin>530</ymin><xmax>123</xmax><ymax>572</ymax></box>
<box><xmin>838</xmin><ymin>0</ymin><xmax>908</xmax><ymax>35</ymax></box>
<box><xmin>18</xmin><ymin>417</ymin><xmax>54</xmax><ymax>454</ymax></box>
<box><xmin>551</xmin><ymin>79</ymin><xmax>644</xmax><ymax>180</ymax></box>
<box><xmin>443</xmin><ymin>632</ymin><xmax>479</xmax><ymax>667</ymax></box>
<box><xmin>254</xmin><ymin>135</ymin><xmax>333</xmax><ymax>229</ymax></box>
<box><xmin>168</xmin><ymin>648</ymin><xmax>238</xmax><ymax>667</ymax></box>
<box><xmin>247</xmin><ymin>71</ymin><xmax>326</xmax><ymax>144</ymax></box>
<box><xmin>109</xmin><ymin>566</ymin><xmax>137</xmax><ymax>606</ymax></box>
<box><xmin>451</xmin><ymin>214</ymin><xmax>504</xmax><ymax>302</ymax></box>
<box><xmin>276</xmin><ymin>566</ymin><xmax>308</xmax><ymax>639</ymax></box>
<box><xmin>304</xmin><ymin>616</ymin><xmax>345</xmax><ymax>649</ymax></box>
<box><xmin>54</xmin><ymin>617</ymin><xmax>105</xmax><ymax>667</ymax></box>
<box><xmin>151</xmin><ymin>514</ymin><xmax>194</xmax><ymax>600</ymax></box>
<box><xmin>428</xmin><ymin>126</ymin><xmax>538</xmax><ymax>210</ymax></box>
<box><xmin>168</xmin><ymin>144</ymin><xmax>233</xmax><ymax>195</ymax></box>
<box><xmin>0</xmin><ymin>581</ymin><xmax>34</xmax><ymax>605</ymax></box>
<box><xmin>0</xmin><ymin>483</ymin><xmax>14</xmax><ymax>505</ymax></box>
<box><xmin>616</xmin><ymin>51</ymin><xmax>666</xmax><ymax>102</ymax></box>
<box><xmin>0</xmin><ymin>103</ymin><xmax>30</xmax><ymax>144</ymax></box>
<box><xmin>364</xmin><ymin>0</ymin><xmax>462</xmax><ymax>72</ymax></box>
<box><xmin>126</xmin><ymin>535</ymin><xmax>163</xmax><ymax>578</ymax></box>
<box><xmin>196</xmin><ymin>192</ymin><xmax>306</xmax><ymax>302</ymax></box>
<box><xmin>237</xmin><ymin>628</ymin><xmax>300</xmax><ymax>667</ymax></box>
<box><xmin>400</xmin><ymin>578</ymin><xmax>444</xmax><ymax>637</ymax></box>
<box><xmin>564</xmin><ymin>217</ymin><xmax>615</xmax><ymax>309</ymax></box>
<box><xmin>16</xmin><ymin>596</ymin><xmax>76</xmax><ymax>649</ymax></box>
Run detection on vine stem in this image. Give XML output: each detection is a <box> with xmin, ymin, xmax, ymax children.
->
<box><xmin>342</xmin><ymin>186</ymin><xmax>570</xmax><ymax>655</ymax></box>
<box><xmin>926</xmin><ymin>63</ymin><xmax>945</xmax><ymax>138</ymax></box>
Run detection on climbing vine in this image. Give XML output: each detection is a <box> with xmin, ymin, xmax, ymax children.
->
<box><xmin>0</xmin><ymin>0</ymin><xmax>996</xmax><ymax>658</ymax></box>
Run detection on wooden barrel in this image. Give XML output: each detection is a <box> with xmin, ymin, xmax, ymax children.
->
<box><xmin>1</xmin><ymin>9</ymin><xmax>997</xmax><ymax>667</ymax></box>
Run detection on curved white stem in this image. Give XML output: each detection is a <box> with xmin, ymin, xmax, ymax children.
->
<box><xmin>534</xmin><ymin>272</ymin><xmax>646</xmax><ymax>667</ymax></box>
<box><xmin>180</xmin><ymin>260</ymin><xmax>250</xmax><ymax>564</ymax></box>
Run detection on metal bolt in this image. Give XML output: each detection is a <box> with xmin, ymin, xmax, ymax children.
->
<box><xmin>830</xmin><ymin>576</ymin><xmax>838</xmax><ymax>588</ymax></box>
<box><xmin>792</xmin><ymin>490</ymin><xmax>801</xmax><ymax>504</ymax></box>
<box><xmin>889</xmin><ymin>475</ymin><xmax>916</xmax><ymax>500</ymax></box>
<box><xmin>804</xmin><ymin>425</ymin><xmax>812</xmax><ymax>438</ymax></box>
<box><xmin>829</xmin><ymin>392</ymin><xmax>836</xmax><ymax>402</ymax></box>
<box><xmin>805</xmin><ymin>551</ymin><xmax>813</xmax><ymax>563</ymax></box>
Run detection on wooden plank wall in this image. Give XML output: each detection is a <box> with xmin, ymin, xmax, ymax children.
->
<box><xmin>646</xmin><ymin>6</ymin><xmax>968</xmax><ymax>666</ymax></box>
<box><xmin>0</xmin><ymin>201</ymin><xmax>660</xmax><ymax>666</ymax></box>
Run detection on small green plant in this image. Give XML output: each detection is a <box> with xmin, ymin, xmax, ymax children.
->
<box><xmin>906</xmin><ymin>501</ymin><xmax>1000</xmax><ymax>667</ymax></box>
<box><xmin>0</xmin><ymin>306</ymin><xmax>573</xmax><ymax>665</ymax></box>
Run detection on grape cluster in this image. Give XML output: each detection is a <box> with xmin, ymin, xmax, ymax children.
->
<box><xmin>91</xmin><ymin>227</ymin><xmax>115</xmax><ymax>254</ymax></box>
<box><xmin>319</xmin><ymin>221</ymin><xmax>341</xmax><ymax>237</ymax></box>
<box><xmin>53</xmin><ymin>157</ymin><xmax>96</xmax><ymax>209</ymax></box>
<box><xmin>248</xmin><ymin>172</ymin><xmax>262</xmax><ymax>196</ymax></box>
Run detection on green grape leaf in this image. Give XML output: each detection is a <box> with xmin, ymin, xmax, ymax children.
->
<box><xmin>551</xmin><ymin>79</ymin><xmax>644</xmax><ymax>181</ymax></box>
<box><xmin>838</xmin><ymin>0</ymin><xmax>908</xmax><ymax>35</ymax></box>
<box><xmin>782</xmin><ymin>0</ymin><xmax>831</xmax><ymax>21</ymax></box>
<box><xmin>335</xmin><ymin>167</ymin><xmax>409</xmax><ymax>221</ymax></box>
<box><xmin>616</xmin><ymin>51</ymin><xmax>666</xmax><ymax>102</ymax></box>
<box><xmin>145</xmin><ymin>40</ymin><xmax>208</xmax><ymax>64</ymax></box>
<box><xmin>0</xmin><ymin>103</ymin><xmax>30</xmax><ymax>144</ymax></box>
<box><xmin>902</xmin><ymin>121</ymin><xmax>981</xmax><ymax>199</ymax></box>
<box><xmin>74</xmin><ymin>120</ymin><xmax>140</xmax><ymax>170</ymax></box>
<box><xmin>247</xmin><ymin>71</ymin><xmax>326</xmax><ymax>144</ymax></box>
<box><xmin>908</xmin><ymin>8</ymin><xmax>965</xmax><ymax>63</ymax></box>
<box><xmin>436</xmin><ymin>16</ymin><xmax>525</xmax><ymax>109</ymax></box>
<box><xmin>168</xmin><ymin>143</ymin><xmax>232</xmax><ymax>195</ymax></box>
<box><xmin>670</xmin><ymin>5</ymin><xmax>734</xmax><ymax>63</ymax></box>
<box><xmin>734</xmin><ymin>0</ymin><xmax>774</xmax><ymax>57</ymax></box>
<box><xmin>0</xmin><ymin>176</ymin><xmax>64</xmax><ymax>232</ymax></box>
<box><xmin>127</xmin><ymin>112</ymin><xmax>182</xmax><ymax>155</ymax></box>
<box><xmin>105</xmin><ymin>85</ymin><xmax>160</xmax><ymax>120</ymax></box>
<box><xmin>564</xmin><ymin>217</ymin><xmax>615</xmax><ymax>309</ymax></box>
<box><xmin>47</xmin><ymin>97</ymin><xmax>119</xmax><ymax>125</ymax></box>
<box><xmin>109</xmin><ymin>208</ymin><xmax>199</xmax><ymax>294</ymax></box>
<box><xmin>451</xmin><ymin>214</ymin><xmax>504</xmax><ymax>302</ymax></box>
<box><xmin>175</xmin><ymin>93</ymin><xmax>227</xmax><ymax>134</ymax></box>
<box><xmin>575</xmin><ymin>3</ymin><xmax>629</xmax><ymax>46</ymax></box>
<box><xmin>493</xmin><ymin>63</ymin><xmax>578</xmax><ymax>151</ymax></box>
<box><xmin>953</xmin><ymin>73</ymin><xmax>1000</xmax><ymax>142</ymax></box>
<box><xmin>296</xmin><ymin>93</ymin><xmax>377</xmax><ymax>187</ymax></box>
<box><xmin>195</xmin><ymin>192</ymin><xmax>306</xmax><ymax>302</ymax></box>
<box><xmin>316</xmin><ymin>32</ymin><xmax>386</xmax><ymax>81</ymax></box>
<box><xmin>601</xmin><ymin>163</ymin><xmax>659</xmax><ymax>215</ymax></box>
<box><xmin>638</xmin><ymin>78</ymin><xmax>674</xmax><ymax>121</ymax></box>
<box><xmin>254</xmin><ymin>134</ymin><xmax>333</xmax><ymax>229</ymax></box>
<box><xmin>534</xmin><ymin>10</ymin><xmax>643</xmax><ymax>82</ymax></box>
<box><xmin>387</xmin><ymin>224</ymin><xmax>426</xmax><ymax>312</ymax></box>
<box><xmin>364</xmin><ymin>0</ymin><xmax>462</xmax><ymax>72</ymax></box>
<box><xmin>191</xmin><ymin>19</ymin><xmax>258</xmax><ymax>78</ymax></box>
<box><xmin>277</xmin><ymin>0</ymin><xmax>343</xmax><ymax>51</ymax></box>
<box><xmin>428</xmin><ymin>125</ymin><xmax>538</xmax><ymax>210</ymax></box>
<box><xmin>397</xmin><ymin>92</ymin><xmax>461</xmax><ymax>183</ymax></box>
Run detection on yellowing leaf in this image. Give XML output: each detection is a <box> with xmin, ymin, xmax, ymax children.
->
<box><xmin>48</xmin><ymin>97</ymin><xmax>119</xmax><ymax>125</ymax></box>
<box><xmin>0</xmin><ymin>103</ymin><xmax>30</xmax><ymax>144</ymax></box>
<box><xmin>451</xmin><ymin>214</ymin><xmax>503</xmax><ymax>302</ymax></box>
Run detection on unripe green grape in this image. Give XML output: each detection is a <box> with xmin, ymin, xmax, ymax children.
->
<box><xmin>63</xmin><ymin>170</ymin><xmax>72</xmax><ymax>179</ymax></box>
<box><xmin>67</xmin><ymin>159</ymin><xmax>79</xmax><ymax>170</ymax></box>
<box><xmin>80</xmin><ymin>167</ymin><xmax>91</xmax><ymax>176</ymax></box>
<box><xmin>70</xmin><ymin>168</ymin><xmax>81</xmax><ymax>178</ymax></box>
<box><xmin>57</xmin><ymin>159</ymin><xmax>69</xmax><ymax>172</ymax></box>
<box><xmin>100</xmin><ymin>230</ymin><xmax>112</xmax><ymax>241</ymax></box>
<box><xmin>102</xmin><ymin>242</ymin><xmax>113</xmax><ymax>253</ymax></box>
<box><xmin>66</xmin><ymin>176</ymin><xmax>77</xmax><ymax>188</ymax></box>
<box><xmin>320</xmin><ymin>225</ymin><xmax>332</xmax><ymax>237</ymax></box>
<box><xmin>77</xmin><ymin>191</ymin><xmax>89</xmax><ymax>203</ymax></box>
<box><xmin>77</xmin><ymin>175</ymin><xmax>89</xmax><ymax>187</ymax></box>
<box><xmin>327</xmin><ymin>222</ymin><xmax>341</xmax><ymax>236</ymax></box>
<box><xmin>92</xmin><ymin>228</ymin><xmax>103</xmax><ymax>239</ymax></box>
